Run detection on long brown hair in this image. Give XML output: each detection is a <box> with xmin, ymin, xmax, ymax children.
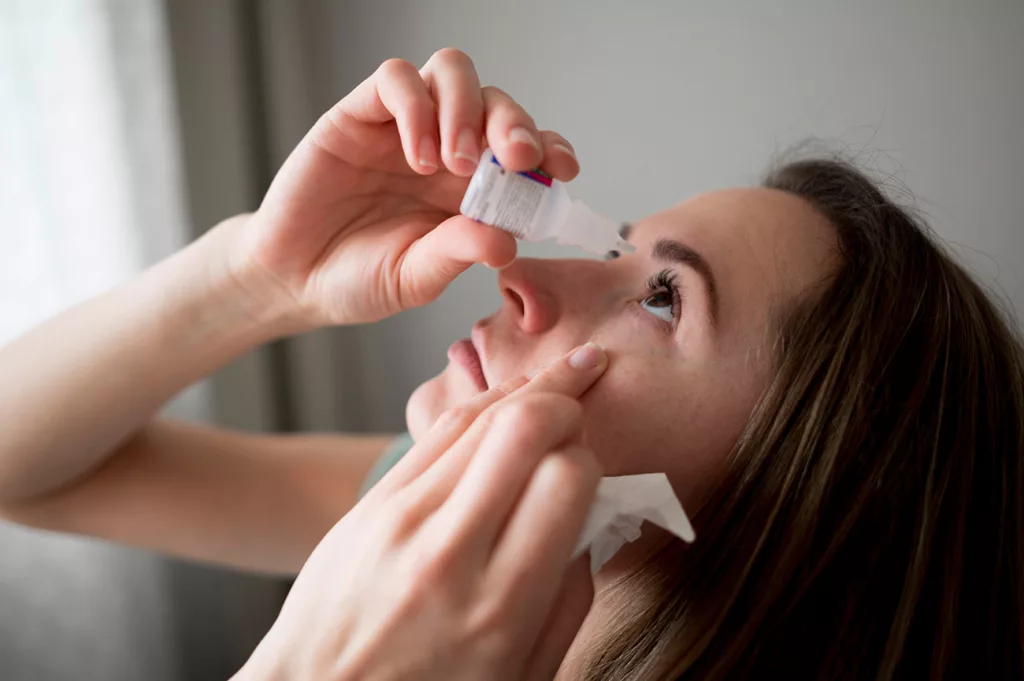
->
<box><xmin>575</xmin><ymin>153</ymin><xmax>1024</xmax><ymax>679</ymax></box>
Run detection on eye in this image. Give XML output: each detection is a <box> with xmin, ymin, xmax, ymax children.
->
<box><xmin>640</xmin><ymin>270</ymin><xmax>680</xmax><ymax>324</ymax></box>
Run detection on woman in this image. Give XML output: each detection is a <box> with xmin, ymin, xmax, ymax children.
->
<box><xmin>0</xmin><ymin>49</ymin><xmax>1020</xmax><ymax>679</ymax></box>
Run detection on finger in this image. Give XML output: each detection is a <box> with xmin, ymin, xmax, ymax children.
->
<box><xmin>382</xmin><ymin>340</ymin><xmax>609</xmax><ymax>526</ymax></box>
<box><xmin>370</xmin><ymin>374</ymin><xmax>529</xmax><ymax>498</ymax></box>
<box><xmin>397</xmin><ymin>214</ymin><xmax>517</xmax><ymax>310</ymax></box>
<box><xmin>537</xmin><ymin>130</ymin><xmax>580</xmax><ymax>182</ymax></box>
<box><xmin>420</xmin><ymin>48</ymin><xmax>485</xmax><ymax>177</ymax></box>
<box><xmin>337</xmin><ymin>58</ymin><xmax>439</xmax><ymax>173</ymax></box>
<box><xmin>427</xmin><ymin>395</ymin><xmax>589</xmax><ymax>563</ymax></box>
<box><xmin>401</xmin><ymin>339</ymin><xmax>606</xmax><ymax>503</ymax></box>
<box><xmin>520</xmin><ymin>342</ymin><xmax>607</xmax><ymax>398</ymax></box>
<box><xmin>487</xmin><ymin>445</ymin><xmax>601</xmax><ymax>601</ymax></box>
<box><xmin>481</xmin><ymin>86</ymin><xmax>543</xmax><ymax>171</ymax></box>
<box><xmin>395</xmin><ymin>341</ymin><xmax>609</xmax><ymax>509</ymax></box>
<box><xmin>522</xmin><ymin>552</ymin><xmax>595</xmax><ymax>681</ymax></box>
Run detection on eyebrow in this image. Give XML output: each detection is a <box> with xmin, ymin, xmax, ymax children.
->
<box><xmin>621</xmin><ymin>223</ymin><xmax>720</xmax><ymax>326</ymax></box>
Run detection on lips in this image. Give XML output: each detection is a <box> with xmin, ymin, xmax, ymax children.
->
<box><xmin>448</xmin><ymin>337</ymin><xmax>488</xmax><ymax>391</ymax></box>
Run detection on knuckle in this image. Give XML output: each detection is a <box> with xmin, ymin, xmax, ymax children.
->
<box><xmin>465</xmin><ymin>597</ymin><xmax>516</xmax><ymax>656</ymax></box>
<box><xmin>527</xmin><ymin>448</ymin><xmax>602</xmax><ymax>513</ymax></box>
<box><xmin>377</xmin><ymin>493</ymin><xmax>423</xmax><ymax>544</ymax></box>
<box><xmin>466</xmin><ymin>596</ymin><xmax>505</xmax><ymax>636</ymax></box>
<box><xmin>566</xmin><ymin>444</ymin><xmax>602</xmax><ymax>482</ymax></box>
<box><xmin>493</xmin><ymin>394</ymin><xmax>550</xmax><ymax>430</ymax></box>
<box><xmin>545</xmin><ymin>393</ymin><xmax>585</xmax><ymax>428</ymax></box>
<box><xmin>398</xmin><ymin>566</ymin><xmax>445</xmax><ymax>617</ymax></box>
<box><xmin>431</xmin><ymin>46</ymin><xmax>474</xmax><ymax>69</ymax></box>
<box><xmin>490</xmin><ymin>393</ymin><xmax>583</xmax><ymax>441</ymax></box>
<box><xmin>434</xmin><ymin>404</ymin><xmax>472</xmax><ymax>433</ymax></box>
<box><xmin>566</xmin><ymin>447</ymin><xmax>603</xmax><ymax>493</ymax></box>
<box><xmin>492</xmin><ymin>377</ymin><xmax>525</xmax><ymax>399</ymax></box>
<box><xmin>410</xmin><ymin>554</ymin><xmax>448</xmax><ymax>595</ymax></box>
<box><xmin>543</xmin><ymin>130</ymin><xmax>573</xmax><ymax>149</ymax></box>
<box><xmin>408</xmin><ymin>534</ymin><xmax>459</xmax><ymax>591</ymax></box>
<box><xmin>481</xmin><ymin>84</ymin><xmax>507</xmax><ymax>99</ymax></box>
<box><xmin>378</xmin><ymin>57</ymin><xmax>415</xmax><ymax>80</ymax></box>
<box><xmin>471</xmin><ymin>400</ymin><xmax>503</xmax><ymax>432</ymax></box>
<box><xmin>538</xmin><ymin>448</ymin><xmax>594</xmax><ymax>492</ymax></box>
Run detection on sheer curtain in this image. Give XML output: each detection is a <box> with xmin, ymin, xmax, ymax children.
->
<box><xmin>0</xmin><ymin>0</ymin><xmax>190</xmax><ymax>343</ymax></box>
<box><xmin>0</xmin><ymin>2</ymin><xmax>136</xmax><ymax>341</ymax></box>
<box><xmin>0</xmin><ymin>2</ymin><xmax>203</xmax><ymax>680</ymax></box>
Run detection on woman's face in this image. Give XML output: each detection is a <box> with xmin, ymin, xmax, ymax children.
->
<box><xmin>407</xmin><ymin>187</ymin><xmax>837</xmax><ymax>511</ymax></box>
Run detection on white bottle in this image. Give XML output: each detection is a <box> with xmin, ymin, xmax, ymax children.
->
<box><xmin>459</xmin><ymin>148</ymin><xmax>635</xmax><ymax>256</ymax></box>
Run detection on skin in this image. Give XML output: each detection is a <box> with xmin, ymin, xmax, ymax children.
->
<box><xmin>0</xmin><ymin>48</ymin><xmax>838</xmax><ymax>678</ymax></box>
<box><xmin>240</xmin><ymin>348</ymin><xmax>611</xmax><ymax>681</ymax></box>
<box><xmin>409</xmin><ymin>188</ymin><xmax>839</xmax><ymax>554</ymax></box>
<box><xmin>0</xmin><ymin>49</ymin><xmax>569</xmax><ymax>574</ymax></box>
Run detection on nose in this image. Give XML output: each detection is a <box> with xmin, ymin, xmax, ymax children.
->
<box><xmin>497</xmin><ymin>259</ymin><xmax>561</xmax><ymax>334</ymax></box>
<box><xmin>500</xmin><ymin>255</ymin><xmax>616</xmax><ymax>336</ymax></box>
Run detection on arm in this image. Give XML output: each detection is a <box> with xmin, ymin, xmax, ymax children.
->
<box><xmin>0</xmin><ymin>215</ymin><xmax>280</xmax><ymax>506</ymax></box>
<box><xmin>0</xmin><ymin>215</ymin><xmax>385</xmax><ymax>574</ymax></box>
<box><xmin>0</xmin><ymin>48</ymin><xmax>574</xmax><ymax>579</ymax></box>
<box><xmin>1</xmin><ymin>420</ymin><xmax>392</xmax><ymax>575</ymax></box>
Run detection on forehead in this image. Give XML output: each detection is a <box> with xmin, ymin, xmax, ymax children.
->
<box><xmin>634</xmin><ymin>187</ymin><xmax>838</xmax><ymax>340</ymax></box>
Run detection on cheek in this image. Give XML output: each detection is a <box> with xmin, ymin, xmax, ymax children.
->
<box><xmin>579</xmin><ymin>360</ymin><xmax>755</xmax><ymax>510</ymax></box>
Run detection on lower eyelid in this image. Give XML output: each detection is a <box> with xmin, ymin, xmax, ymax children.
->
<box><xmin>631</xmin><ymin>301</ymin><xmax>676</xmax><ymax>334</ymax></box>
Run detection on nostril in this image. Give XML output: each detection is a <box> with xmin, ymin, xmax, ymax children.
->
<box><xmin>503</xmin><ymin>287</ymin><xmax>526</xmax><ymax>318</ymax></box>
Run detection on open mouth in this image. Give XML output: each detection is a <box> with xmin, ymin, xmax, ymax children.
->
<box><xmin>447</xmin><ymin>338</ymin><xmax>488</xmax><ymax>391</ymax></box>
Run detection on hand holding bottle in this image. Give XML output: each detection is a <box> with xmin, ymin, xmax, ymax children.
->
<box><xmin>225</xmin><ymin>49</ymin><xmax>581</xmax><ymax>331</ymax></box>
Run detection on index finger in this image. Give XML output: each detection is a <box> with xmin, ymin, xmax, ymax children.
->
<box><xmin>519</xmin><ymin>342</ymin><xmax>607</xmax><ymax>398</ymax></box>
<box><xmin>370</xmin><ymin>375</ymin><xmax>528</xmax><ymax>497</ymax></box>
<box><xmin>378</xmin><ymin>343</ymin><xmax>608</xmax><ymax>507</ymax></box>
<box><xmin>330</xmin><ymin>58</ymin><xmax>439</xmax><ymax>174</ymax></box>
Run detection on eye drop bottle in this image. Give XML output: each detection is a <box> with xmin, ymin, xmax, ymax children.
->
<box><xmin>460</xmin><ymin>148</ymin><xmax>634</xmax><ymax>256</ymax></box>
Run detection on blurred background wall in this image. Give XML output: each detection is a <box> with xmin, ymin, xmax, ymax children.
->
<box><xmin>1</xmin><ymin>1</ymin><xmax>1021</xmax><ymax>679</ymax></box>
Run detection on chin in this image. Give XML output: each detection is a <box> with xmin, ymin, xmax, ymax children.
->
<box><xmin>405</xmin><ymin>365</ymin><xmax>480</xmax><ymax>441</ymax></box>
<box><xmin>405</xmin><ymin>376</ymin><xmax>442</xmax><ymax>441</ymax></box>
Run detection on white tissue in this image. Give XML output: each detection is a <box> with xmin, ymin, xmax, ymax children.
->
<box><xmin>572</xmin><ymin>473</ymin><xmax>695</xmax><ymax>574</ymax></box>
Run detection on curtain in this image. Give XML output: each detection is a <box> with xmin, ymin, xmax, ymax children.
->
<box><xmin>0</xmin><ymin>2</ymin><xmax>282</xmax><ymax>680</ymax></box>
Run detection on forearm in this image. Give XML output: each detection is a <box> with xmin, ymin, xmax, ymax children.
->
<box><xmin>1</xmin><ymin>420</ymin><xmax>394</xmax><ymax>575</ymax></box>
<box><xmin>0</xmin><ymin>215</ymin><xmax>295</xmax><ymax>504</ymax></box>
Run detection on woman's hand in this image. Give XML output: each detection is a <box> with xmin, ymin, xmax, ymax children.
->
<box><xmin>237</xmin><ymin>344</ymin><xmax>609</xmax><ymax>681</ymax></box>
<box><xmin>231</xmin><ymin>49</ymin><xmax>580</xmax><ymax>329</ymax></box>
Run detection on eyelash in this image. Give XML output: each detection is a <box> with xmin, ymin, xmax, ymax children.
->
<box><xmin>641</xmin><ymin>269</ymin><xmax>682</xmax><ymax>325</ymax></box>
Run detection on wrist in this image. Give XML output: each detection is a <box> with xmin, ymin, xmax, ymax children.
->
<box><xmin>174</xmin><ymin>214</ymin><xmax>312</xmax><ymax>344</ymax></box>
<box><xmin>123</xmin><ymin>215</ymin><xmax>306</xmax><ymax>383</ymax></box>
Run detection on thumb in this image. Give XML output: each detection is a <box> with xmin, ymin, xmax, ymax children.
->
<box><xmin>399</xmin><ymin>215</ymin><xmax>517</xmax><ymax>308</ymax></box>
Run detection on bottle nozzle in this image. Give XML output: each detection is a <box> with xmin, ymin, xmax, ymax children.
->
<box><xmin>611</xmin><ymin>238</ymin><xmax>636</xmax><ymax>256</ymax></box>
<box><xmin>559</xmin><ymin>200</ymin><xmax>633</xmax><ymax>257</ymax></box>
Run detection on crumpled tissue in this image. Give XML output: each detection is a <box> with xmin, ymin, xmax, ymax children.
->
<box><xmin>572</xmin><ymin>473</ymin><xmax>695</xmax><ymax>574</ymax></box>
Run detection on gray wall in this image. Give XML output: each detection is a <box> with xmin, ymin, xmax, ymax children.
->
<box><xmin>289</xmin><ymin>0</ymin><xmax>1024</xmax><ymax>432</ymax></box>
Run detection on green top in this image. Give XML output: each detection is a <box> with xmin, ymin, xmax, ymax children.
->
<box><xmin>358</xmin><ymin>432</ymin><xmax>415</xmax><ymax>498</ymax></box>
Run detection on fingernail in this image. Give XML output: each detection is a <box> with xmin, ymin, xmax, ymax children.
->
<box><xmin>552</xmin><ymin>142</ymin><xmax>577</xmax><ymax>162</ymax></box>
<box><xmin>508</xmin><ymin>126</ymin><xmax>540</xmax><ymax>151</ymax></box>
<box><xmin>568</xmin><ymin>342</ymin><xmax>605</xmax><ymax>371</ymax></box>
<box><xmin>453</xmin><ymin>128</ymin><xmax>480</xmax><ymax>166</ymax></box>
<box><xmin>418</xmin><ymin>136</ymin><xmax>438</xmax><ymax>169</ymax></box>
